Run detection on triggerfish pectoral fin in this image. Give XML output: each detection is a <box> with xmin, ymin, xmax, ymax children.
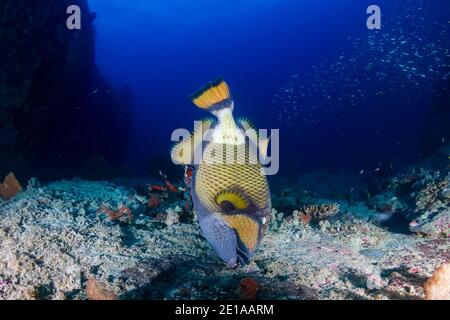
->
<box><xmin>170</xmin><ymin>118</ymin><xmax>214</xmax><ymax>165</ymax></box>
<box><xmin>198</xmin><ymin>213</ymin><xmax>239</xmax><ymax>268</ymax></box>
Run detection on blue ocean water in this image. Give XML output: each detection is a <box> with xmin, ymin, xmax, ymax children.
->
<box><xmin>88</xmin><ymin>0</ymin><xmax>449</xmax><ymax>177</ymax></box>
<box><xmin>1</xmin><ymin>0</ymin><xmax>450</xmax><ymax>301</ymax></box>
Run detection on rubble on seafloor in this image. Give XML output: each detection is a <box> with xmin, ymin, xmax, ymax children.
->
<box><xmin>0</xmin><ymin>147</ymin><xmax>448</xmax><ymax>300</ymax></box>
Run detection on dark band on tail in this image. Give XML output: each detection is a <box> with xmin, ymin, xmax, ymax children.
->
<box><xmin>190</xmin><ymin>77</ymin><xmax>232</xmax><ymax>110</ymax></box>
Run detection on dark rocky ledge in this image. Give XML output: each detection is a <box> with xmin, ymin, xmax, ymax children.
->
<box><xmin>0</xmin><ymin>0</ymin><xmax>133</xmax><ymax>181</ymax></box>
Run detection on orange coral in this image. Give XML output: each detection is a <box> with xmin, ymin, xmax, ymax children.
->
<box><xmin>424</xmin><ymin>263</ymin><xmax>450</xmax><ymax>300</ymax></box>
<box><xmin>97</xmin><ymin>204</ymin><xmax>133</xmax><ymax>223</ymax></box>
<box><xmin>301</xmin><ymin>203</ymin><xmax>340</xmax><ymax>221</ymax></box>
<box><xmin>297</xmin><ymin>212</ymin><xmax>312</xmax><ymax>225</ymax></box>
<box><xmin>164</xmin><ymin>180</ymin><xmax>179</xmax><ymax>193</ymax></box>
<box><xmin>86</xmin><ymin>278</ymin><xmax>118</xmax><ymax>300</ymax></box>
<box><xmin>240</xmin><ymin>277</ymin><xmax>260</xmax><ymax>300</ymax></box>
<box><xmin>148</xmin><ymin>195</ymin><xmax>161</xmax><ymax>208</ymax></box>
<box><xmin>148</xmin><ymin>178</ymin><xmax>179</xmax><ymax>194</ymax></box>
<box><xmin>0</xmin><ymin>172</ymin><xmax>22</xmax><ymax>201</ymax></box>
<box><xmin>149</xmin><ymin>185</ymin><xmax>166</xmax><ymax>192</ymax></box>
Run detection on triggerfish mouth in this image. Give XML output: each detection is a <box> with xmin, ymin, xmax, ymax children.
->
<box><xmin>171</xmin><ymin>78</ymin><xmax>272</xmax><ymax>268</ymax></box>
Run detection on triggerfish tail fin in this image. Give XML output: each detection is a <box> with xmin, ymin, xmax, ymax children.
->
<box><xmin>171</xmin><ymin>118</ymin><xmax>214</xmax><ymax>165</ymax></box>
<box><xmin>190</xmin><ymin>77</ymin><xmax>232</xmax><ymax>111</ymax></box>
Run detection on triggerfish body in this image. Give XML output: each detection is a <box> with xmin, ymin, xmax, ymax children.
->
<box><xmin>171</xmin><ymin>78</ymin><xmax>272</xmax><ymax>268</ymax></box>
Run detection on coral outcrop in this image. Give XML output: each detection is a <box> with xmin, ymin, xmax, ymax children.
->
<box><xmin>0</xmin><ymin>179</ymin><xmax>447</xmax><ymax>300</ymax></box>
<box><xmin>300</xmin><ymin>203</ymin><xmax>340</xmax><ymax>221</ymax></box>
<box><xmin>0</xmin><ymin>172</ymin><xmax>22</xmax><ymax>201</ymax></box>
<box><xmin>424</xmin><ymin>263</ymin><xmax>450</xmax><ymax>300</ymax></box>
<box><xmin>370</xmin><ymin>146</ymin><xmax>450</xmax><ymax>238</ymax></box>
<box><xmin>86</xmin><ymin>278</ymin><xmax>118</xmax><ymax>301</ymax></box>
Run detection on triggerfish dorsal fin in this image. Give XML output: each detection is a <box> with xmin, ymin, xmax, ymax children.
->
<box><xmin>238</xmin><ymin>117</ymin><xmax>258</xmax><ymax>146</ymax></box>
<box><xmin>238</xmin><ymin>118</ymin><xmax>257</xmax><ymax>133</ymax></box>
<box><xmin>171</xmin><ymin>118</ymin><xmax>214</xmax><ymax>165</ymax></box>
<box><xmin>190</xmin><ymin>77</ymin><xmax>232</xmax><ymax>110</ymax></box>
<box><xmin>221</xmin><ymin>214</ymin><xmax>261</xmax><ymax>254</ymax></box>
<box><xmin>238</xmin><ymin>117</ymin><xmax>270</xmax><ymax>160</ymax></box>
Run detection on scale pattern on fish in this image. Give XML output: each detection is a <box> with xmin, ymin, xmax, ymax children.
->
<box><xmin>171</xmin><ymin>78</ymin><xmax>272</xmax><ymax>267</ymax></box>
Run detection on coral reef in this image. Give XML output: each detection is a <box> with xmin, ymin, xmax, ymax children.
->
<box><xmin>148</xmin><ymin>195</ymin><xmax>161</xmax><ymax>209</ymax></box>
<box><xmin>145</xmin><ymin>173</ymin><xmax>193</xmax><ymax>226</ymax></box>
<box><xmin>273</xmin><ymin>145</ymin><xmax>449</xmax><ymax>240</ymax></box>
<box><xmin>86</xmin><ymin>278</ymin><xmax>118</xmax><ymax>300</ymax></box>
<box><xmin>0</xmin><ymin>144</ymin><xmax>447</xmax><ymax>300</ymax></box>
<box><xmin>97</xmin><ymin>204</ymin><xmax>133</xmax><ymax>223</ymax></box>
<box><xmin>423</xmin><ymin>263</ymin><xmax>450</xmax><ymax>300</ymax></box>
<box><xmin>297</xmin><ymin>212</ymin><xmax>312</xmax><ymax>225</ymax></box>
<box><xmin>413</xmin><ymin>172</ymin><xmax>449</xmax><ymax>212</ymax></box>
<box><xmin>299</xmin><ymin>203</ymin><xmax>340</xmax><ymax>221</ymax></box>
<box><xmin>0</xmin><ymin>178</ymin><xmax>447</xmax><ymax>300</ymax></box>
<box><xmin>351</xmin><ymin>145</ymin><xmax>450</xmax><ymax>237</ymax></box>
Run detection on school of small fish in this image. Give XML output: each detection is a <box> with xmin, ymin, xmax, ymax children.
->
<box><xmin>272</xmin><ymin>0</ymin><xmax>450</xmax><ymax>130</ymax></box>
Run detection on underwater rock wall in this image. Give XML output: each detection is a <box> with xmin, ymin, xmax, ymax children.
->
<box><xmin>420</xmin><ymin>77</ymin><xmax>450</xmax><ymax>157</ymax></box>
<box><xmin>0</xmin><ymin>0</ymin><xmax>133</xmax><ymax>180</ymax></box>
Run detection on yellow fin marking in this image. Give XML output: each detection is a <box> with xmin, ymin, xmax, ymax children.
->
<box><xmin>216</xmin><ymin>191</ymin><xmax>249</xmax><ymax>210</ymax></box>
<box><xmin>259</xmin><ymin>137</ymin><xmax>270</xmax><ymax>158</ymax></box>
